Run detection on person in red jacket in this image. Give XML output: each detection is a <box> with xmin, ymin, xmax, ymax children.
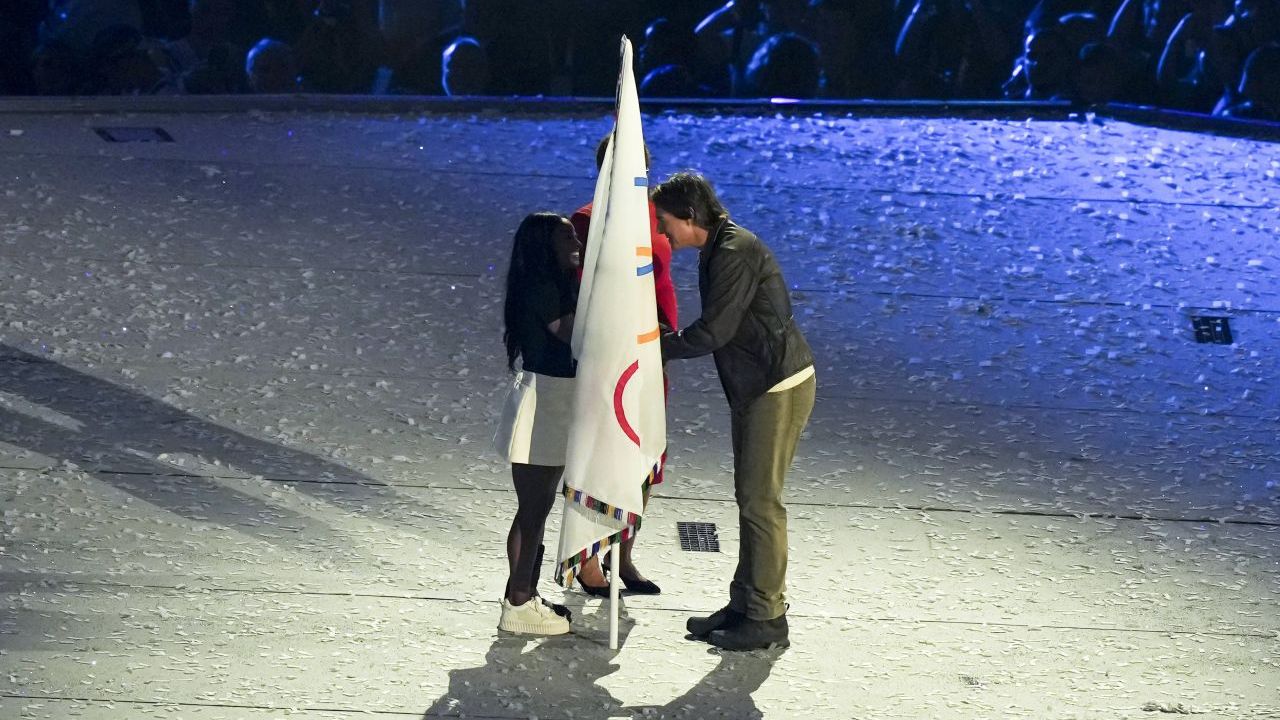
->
<box><xmin>568</xmin><ymin>136</ymin><xmax>678</xmax><ymax>596</ymax></box>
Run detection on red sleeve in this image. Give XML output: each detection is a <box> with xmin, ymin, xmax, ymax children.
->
<box><xmin>570</xmin><ymin>204</ymin><xmax>592</xmax><ymax>284</ymax></box>
<box><xmin>649</xmin><ymin>203</ymin><xmax>679</xmax><ymax>329</ymax></box>
<box><xmin>569</xmin><ymin>204</ymin><xmax>592</xmax><ymax>246</ymax></box>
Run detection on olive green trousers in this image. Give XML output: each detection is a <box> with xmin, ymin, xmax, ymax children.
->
<box><xmin>728</xmin><ymin>374</ymin><xmax>816</xmax><ymax>621</ymax></box>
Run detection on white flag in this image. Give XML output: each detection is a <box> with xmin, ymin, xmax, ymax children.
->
<box><xmin>557</xmin><ymin>36</ymin><xmax>665</xmax><ymax>587</ymax></box>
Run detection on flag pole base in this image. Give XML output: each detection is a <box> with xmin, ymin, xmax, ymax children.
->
<box><xmin>609</xmin><ymin>545</ymin><xmax>620</xmax><ymax>650</ymax></box>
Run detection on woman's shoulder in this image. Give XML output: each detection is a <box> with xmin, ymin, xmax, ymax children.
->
<box><xmin>514</xmin><ymin>276</ymin><xmax>563</xmax><ymax>306</ymax></box>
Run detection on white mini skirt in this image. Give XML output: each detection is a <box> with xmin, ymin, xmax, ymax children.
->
<box><xmin>493</xmin><ymin>370</ymin><xmax>575</xmax><ymax>466</ymax></box>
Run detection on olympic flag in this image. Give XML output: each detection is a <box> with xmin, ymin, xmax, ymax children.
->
<box><xmin>556</xmin><ymin>36</ymin><xmax>665</xmax><ymax>648</ymax></box>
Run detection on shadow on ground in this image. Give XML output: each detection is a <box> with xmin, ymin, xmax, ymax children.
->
<box><xmin>0</xmin><ymin>344</ymin><xmax>447</xmax><ymax>565</ymax></box>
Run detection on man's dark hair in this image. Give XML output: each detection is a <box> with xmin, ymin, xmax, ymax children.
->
<box><xmin>595</xmin><ymin>133</ymin><xmax>652</xmax><ymax>170</ymax></box>
<box><xmin>651</xmin><ymin>172</ymin><xmax>729</xmax><ymax>230</ymax></box>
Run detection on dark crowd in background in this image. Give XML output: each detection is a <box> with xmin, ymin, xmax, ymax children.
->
<box><xmin>0</xmin><ymin>0</ymin><xmax>1277</xmax><ymax>119</ymax></box>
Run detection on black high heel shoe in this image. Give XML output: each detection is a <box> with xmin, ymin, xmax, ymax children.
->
<box><xmin>574</xmin><ymin>555</ymin><xmax>612</xmax><ymax>597</ymax></box>
<box><xmin>601</xmin><ymin>553</ymin><xmax>661</xmax><ymax>595</ymax></box>
<box><xmin>619</xmin><ymin>576</ymin><xmax>661</xmax><ymax>595</ymax></box>
<box><xmin>576</xmin><ymin>576</ymin><xmax>611</xmax><ymax>597</ymax></box>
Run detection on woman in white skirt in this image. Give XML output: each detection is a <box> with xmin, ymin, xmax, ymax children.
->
<box><xmin>492</xmin><ymin>211</ymin><xmax>582</xmax><ymax>635</ymax></box>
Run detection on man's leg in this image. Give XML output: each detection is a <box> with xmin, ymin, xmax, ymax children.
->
<box><xmin>712</xmin><ymin>376</ymin><xmax>815</xmax><ymax>649</ymax></box>
<box><xmin>728</xmin><ymin>406</ymin><xmax>753</xmax><ymax>614</ymax></box>
<box><xmin>689</xmin><ymin>410</ymin><xmax>752</xmax><ymax>639</ymax></box>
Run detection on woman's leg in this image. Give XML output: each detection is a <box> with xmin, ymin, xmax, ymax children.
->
<box><xmin>505</xmin><ymin>462</ymin><xmax>563</xmax><ymax>606</ymax></box>
<box><xmin>577</xmin><ymin>479</ymin><xmax>653</xmax><ymax>586</ymax></box>
<box><xmin>620</xmin><ymin>381</ymin><xmax>668</xmax><ymax>582</ymax></box>
<box><xmin>617</xmin><ymin>482</ymin><xmax>652</xmax><ymax>580</ymax></box>
<box><xmin>576</xmin><ymin>554</ymin><xmax>608</xmax><ymax>586</ymax></box>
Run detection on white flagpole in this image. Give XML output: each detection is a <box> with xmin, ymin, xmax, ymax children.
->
<box><xmin>609</xmin><ymin>545</ymin><xmax>621</xmax><ymax>649</ymax></box>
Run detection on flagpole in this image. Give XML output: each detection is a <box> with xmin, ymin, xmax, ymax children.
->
<box><xmin>609</xmin><ymin>545</ymin><xmax>620</xmax><ymax>649</ymax></box>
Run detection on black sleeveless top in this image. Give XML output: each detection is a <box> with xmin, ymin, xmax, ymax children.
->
<box><xmin>512</xmin><ymin>278</ymin><xmax>576</xmax><ymax>378</ymax></box>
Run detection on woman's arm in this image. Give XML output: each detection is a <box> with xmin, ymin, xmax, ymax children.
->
<box><xmin>651</xmin><ymin>234</ymin><xmax>679</xmax><ymax>330</ymax></box>
<box><xmin>547</xmin><ymin>313</ymin><xmax>574</xmax><ymax>344</ymax></box>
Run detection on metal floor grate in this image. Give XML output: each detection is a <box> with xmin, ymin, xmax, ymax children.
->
<box><xmin>94</xmin><ymin>127</ymin><xmax>174</xmax><ymax>143</ymax></box>
<box><xmin>677</xmin><ymin>521</ymin><xmax>720</xmax><ymax>552</ymax></box>
<box><xmin>1191</xmin><ymin>315</ymin><xmax>1233</xmax><ymax>344</ymax></box>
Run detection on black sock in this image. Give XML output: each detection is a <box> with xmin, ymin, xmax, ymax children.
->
<box><xmin>531</xmin><ymin>543</ymin><xmax>544</xmax><ymax>593</ymax></box>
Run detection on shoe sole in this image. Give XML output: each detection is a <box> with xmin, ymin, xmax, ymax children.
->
<box><xmin>498</xmin><ymin>620</ymin><xmax>570</xmax><ymax>635</ymax></box>
<box><xmin>710</xmin><ymin>638</ymin><xmax>790</xmax><ymax>651</ymax></box>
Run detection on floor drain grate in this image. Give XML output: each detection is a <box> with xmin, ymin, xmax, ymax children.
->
<box><xmin>1191</xmin><ymin>315</ymin><xmax>1233</xmax><ymax>344</ymax></box>
<box><xmin>677</xmin><ymin>521</ymin><xmax>720</xmax><ymax>552</ymax></box>
<box><xmin>94</xmin><ymin>127</ymin><xmax>174</xmax><ymax>143</ymax></box>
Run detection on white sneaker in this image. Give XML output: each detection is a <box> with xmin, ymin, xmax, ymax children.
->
<box><xmin>499</xmin><ymin>597</ymin><xmax>570</xmax><ymax>635</ymax></box>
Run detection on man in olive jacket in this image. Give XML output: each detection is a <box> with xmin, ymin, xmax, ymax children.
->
<box><xmin>653</xmin><ymin>171</ymin><xmax>816</xmax><ymax>651</ymax></box>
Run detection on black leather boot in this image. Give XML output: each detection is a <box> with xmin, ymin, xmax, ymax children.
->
<box><xmin>686</xmin><ymin>606</ymin><xmax>746</xmax><ymax>639</ymax></box>
<box><xmin>708</xmin><ymin>614</ymin><xmax>789</xmax><ymax>651</ymax></box>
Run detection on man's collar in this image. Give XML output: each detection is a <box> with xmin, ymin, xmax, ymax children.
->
<box><xmin>700</xmin><ymin>218</ymin><xmax>728</xmax><ymax>253</ymax></box>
